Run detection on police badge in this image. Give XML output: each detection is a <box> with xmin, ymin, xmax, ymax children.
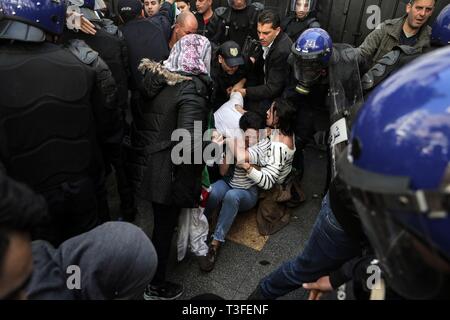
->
<box><xmin>230</xmin><ymin>48</ymin><xmax>239</xmax><ymax>57</ymax></box>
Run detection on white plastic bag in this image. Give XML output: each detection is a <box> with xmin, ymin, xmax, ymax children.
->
<box><xmin>177</xmin><ymin>207</ymin><xmax>209</xmax><ymax>261</ymax></box>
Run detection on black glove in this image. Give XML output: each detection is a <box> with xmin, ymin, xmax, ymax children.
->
<box><xmin>242</xmin><ymin>36</ymin><xmax>262</xmax><ymax>62</ymax></box>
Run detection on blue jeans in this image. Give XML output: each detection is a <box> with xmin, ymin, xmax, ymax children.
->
<box><xmin>204</xmin><ymin>180</ymin><xmax>259</xmax><ymax>242</ymax></box>
<box><xmin>259</xmin><ymin>193</ymin><xmax>361</xmax><ymax>299</ymax></box>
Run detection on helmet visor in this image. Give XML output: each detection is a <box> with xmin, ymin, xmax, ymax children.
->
<box><xmin>338</xmin><ymin>152</ymin><xmax>450</xmax><ymax>299</ymax></box>
<box><xmin>293</xmin><ymin>58</ymin><xmax>325</xmax><ymax>84</ymax></box>
<box><xmin>290</xmin><ymin>0</ymin><xmax>315</xmax><ymax>14</ymax></box>
<box><xmin>353</xmin><ymin>196</ymin><xmax>450</xmax><ymax>299</ymax></box>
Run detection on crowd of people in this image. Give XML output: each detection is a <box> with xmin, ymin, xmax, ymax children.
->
<box><xmin>0</xmin><ymin>0</ymin><xmax>449</xmax><ymax>301</ymax></box>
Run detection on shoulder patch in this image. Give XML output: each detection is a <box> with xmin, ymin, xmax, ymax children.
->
<box><xmin>67</xmin><ymin>39</ymin><xmax>99</xmax><ymax>65</ymax></box>
<box><xmin>251</xmin><ymin>2</ymin><xmax>265</xmax><ymax>11</ymax></box>
<box><xmin>215</xmin><ymin>6</ymin><xmax>228</xmax><ymax>18</ymax></box>
<box><xmin>102</xmin><ymin>20</ymin><xmax>119</xmax><ymax>36</ymax></box>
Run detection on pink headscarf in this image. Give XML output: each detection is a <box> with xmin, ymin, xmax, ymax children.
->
<box><xmin>163</xmin><ymin>34</ymin><xmax>211</xmax><ymax>76</ymax></box>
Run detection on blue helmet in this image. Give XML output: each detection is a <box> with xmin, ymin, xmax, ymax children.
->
<box><xmin>290</xmin><ymin>28</ymin><xmax>333</xmax><ymax>94</ymax></box>
<box><xmin>431</xmin><ymin>4</ymin><xmax>450</xmax><ymax>46</ymax></box>
<box><xmin>0</xmin><ymin>0</ymin><xmax>66</xmax><ymax>41</ymax></box>
<box><xmin>338</xmin><ymin>46</ymin><xmax>450</xmax><ymax>299</ymax></box>
<box><xmin>292</xmin><ymin>28</ymin><xmax>333</xmax><ymax>64</ymax></box>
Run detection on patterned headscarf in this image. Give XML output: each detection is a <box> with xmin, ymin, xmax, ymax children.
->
<box><xmin>163</xmin><ymin>34</ymin><xmax>211</xmax><ymax>76</ymax></box>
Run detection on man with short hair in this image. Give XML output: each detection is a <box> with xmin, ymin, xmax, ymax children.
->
<box><xmin>168</xmin><ymin>11</ymin><xmax>199</xmax><ymax>49</ymax></box>
<box><xmin>358</xmin><ymin>0</ymin><xmax>435</xmax><ymax>69</ymax></box>
<box><xmin>143</xmin><ymin>0</ymin><xmax>161</xmax><ymax>17</ymax></box>
<box><xmin>233</xmin><ymin>10</ymin><xmax>292</xmax><ymax>114</ymax></box>
<box><xmin>194</xmin><ymin>0</ymin><xmax>220</xmax><ymax>43</ymax></box>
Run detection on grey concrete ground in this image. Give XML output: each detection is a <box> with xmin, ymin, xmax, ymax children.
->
<box><xmin>107</xmin><ymin>146</ymin><xmax>332</xmax><ymax>300</ymax></box>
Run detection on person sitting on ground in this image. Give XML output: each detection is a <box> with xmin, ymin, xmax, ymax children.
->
<box><xmin>233</xmin><ymin>98</ymin><xmax>296</xmax><ymax>191</ymax></box>
<box><xmin>199</xmin><ymin>111</ymin><xmax>270</xmax><ymax>272</ymax></box>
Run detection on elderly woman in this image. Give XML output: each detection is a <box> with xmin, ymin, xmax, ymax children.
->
<box><xmin>127</xmin><ymin>34</ymin><xmax>212</xmax><ymax>300</ymax></box>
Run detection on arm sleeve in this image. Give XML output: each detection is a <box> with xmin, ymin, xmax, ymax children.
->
<box><xmin>157</xmin><ymin>2</ymin><xmax>175</xmax><ymax>42</ymax></box>
<box><xmin>248</xmin><ymin>138</ymin><xmax>270</xmax><ymax>166</ymax></box>
<box><xmin>247</xmin><ymin>144</ymin><xmax>285</xmax><ymax>190</ymax></box>
<box><xmin>329</xmin><ymin>255</ymin><xmax>375</xmax><ymax>289</ymax></box>
<box><xmin>357</xmin><ymin>23</ymin><xmax>386</xmax><ymax>65</ymax></box>
<box><xmin>246</xmin><ymin>53</ymin><xmax>290</xmax><ymax>101</ymax></box>
<box><xmin>90</xmin><ymin>56</ymin><xmax>124</xmax><ymax>165</ymax></box>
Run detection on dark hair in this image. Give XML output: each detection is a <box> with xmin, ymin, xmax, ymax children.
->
<box><xmin>0</xmin><ymin>173</ymin><xmax>48</xmax><ymax>277</ymax></box>
<box><xmin>409</xmin><ymin>0</ymin><xmax>436</xmax><ymax>5</ymax></box>
<box><xmin>257</xmin><ymin>9</ymin><xmax>281</xmax><ymax>29</ymax></box>
<box><xmin>272</xmin><ymin>98</ymin><xmax>296</xmax><ymax>136</ymax></box>
<box><xmin>239</xmin><ymin>111</ymin><xmax>266</xmax><ymax>131</ymax></box>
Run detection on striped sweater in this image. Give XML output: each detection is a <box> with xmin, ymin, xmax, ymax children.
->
<box><xmin>229</xmin><ymin>138</ymin><xmax>271</xmax><ymax>189</ymax></box>
<box><xmin>247</xmin><ymin>140</ymin><xmax>295</xmax><ymax>190</ymax></box>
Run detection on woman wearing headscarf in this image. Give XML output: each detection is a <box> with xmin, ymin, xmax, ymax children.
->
<box><xmin>127</xmin><ymin>34</ymin><xmax>213</xmax><ymax>300</ymax></box>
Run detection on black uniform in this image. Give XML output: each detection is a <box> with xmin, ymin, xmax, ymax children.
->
<box><xmin>61</xmin><ymin>26</ymin><xmax>129</xmax><ymax>111</ymax></box>
<box><xmin>210</xmin><ymin>58</ymin><xmax>247</xmax><ymax>111</ymax></box>
<box><xmin>281</xmin><ymin>13</ymin><xmax>321</xmax><ymax>43</ymax></box>
<box><xmin>194</xmin><ymin>11</ymin><xmax>221</xmax><ymax>45</ymax></box>
<box><xmin>98</xmin><ymin>18</ymin><xmax>130</xmax><ymax>81</ymax></box>
<box><xmin>61</xmin><ymin>25</ymin><xmax>140</xmax><ymax>220</ymax></box>
<box><xmin>0</xmin><ymin>41</ymin><xmax>119</xmax><ymax>245</ymax></box>
<box><xmin>215</xmin><ymin>4</ymin><xmax>261</xmax><ymax>48</ymax></box>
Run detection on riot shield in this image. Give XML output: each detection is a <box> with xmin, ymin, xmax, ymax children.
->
<box><xmin>328</xmin><ymin>43</ymin><xmax>364</xmax><ymax>179</ymax></box>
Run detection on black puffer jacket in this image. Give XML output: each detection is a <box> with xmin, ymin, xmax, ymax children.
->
<box><xmin>127</xmin><ymin>60</ymin><xmax>212</xmax><ymax>208</ymax></box>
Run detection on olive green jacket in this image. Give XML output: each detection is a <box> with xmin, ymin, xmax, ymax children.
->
<box><xmin>358</xmin><ymin>15</ymin><xmax>431</xmax><ymax>66</ymax></box>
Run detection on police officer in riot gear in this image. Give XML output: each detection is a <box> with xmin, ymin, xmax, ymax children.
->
<box><xmin>286</xmin><ymin>28</ymin><xmax>333</xmax><ymax>180</ymax></box>
<box><xmin>215</xmin><ymin>0</ymin><xmax>263</xmax><ymax>48</ymax></box>
<box><xmin>62</xmin><ymin>0</ymin><xmax>138</xmax><ymax>222</ymax></box>
<box><xmin>337</xmin><ymin>46</ymin><xmax>450</xmax><ymax>300</ymax></box>
<box><xmin>0</xmin><ymin>0</ymin><xmax>122</xmax><ymax>245</ymax></box>
<box><xmin>63</xmin><ymin>0</ymin><xmax>129</xmax><ymax>112</ymax></box>
<box><xmin>282</xmin><ymin>0</ymin><xmax>320</xmax><ymax>42</ymax></box>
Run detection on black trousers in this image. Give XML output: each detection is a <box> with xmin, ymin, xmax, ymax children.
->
<box><xmin>151</xmin><ymin>202</ymin><xmax>181</xmax><ymax>285</ymax></box>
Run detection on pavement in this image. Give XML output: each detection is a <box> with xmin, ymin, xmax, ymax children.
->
<box><xmin>107</xmin><ymin>145</ymin><xmax>330</xmax><ymax>300</ymax></box>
